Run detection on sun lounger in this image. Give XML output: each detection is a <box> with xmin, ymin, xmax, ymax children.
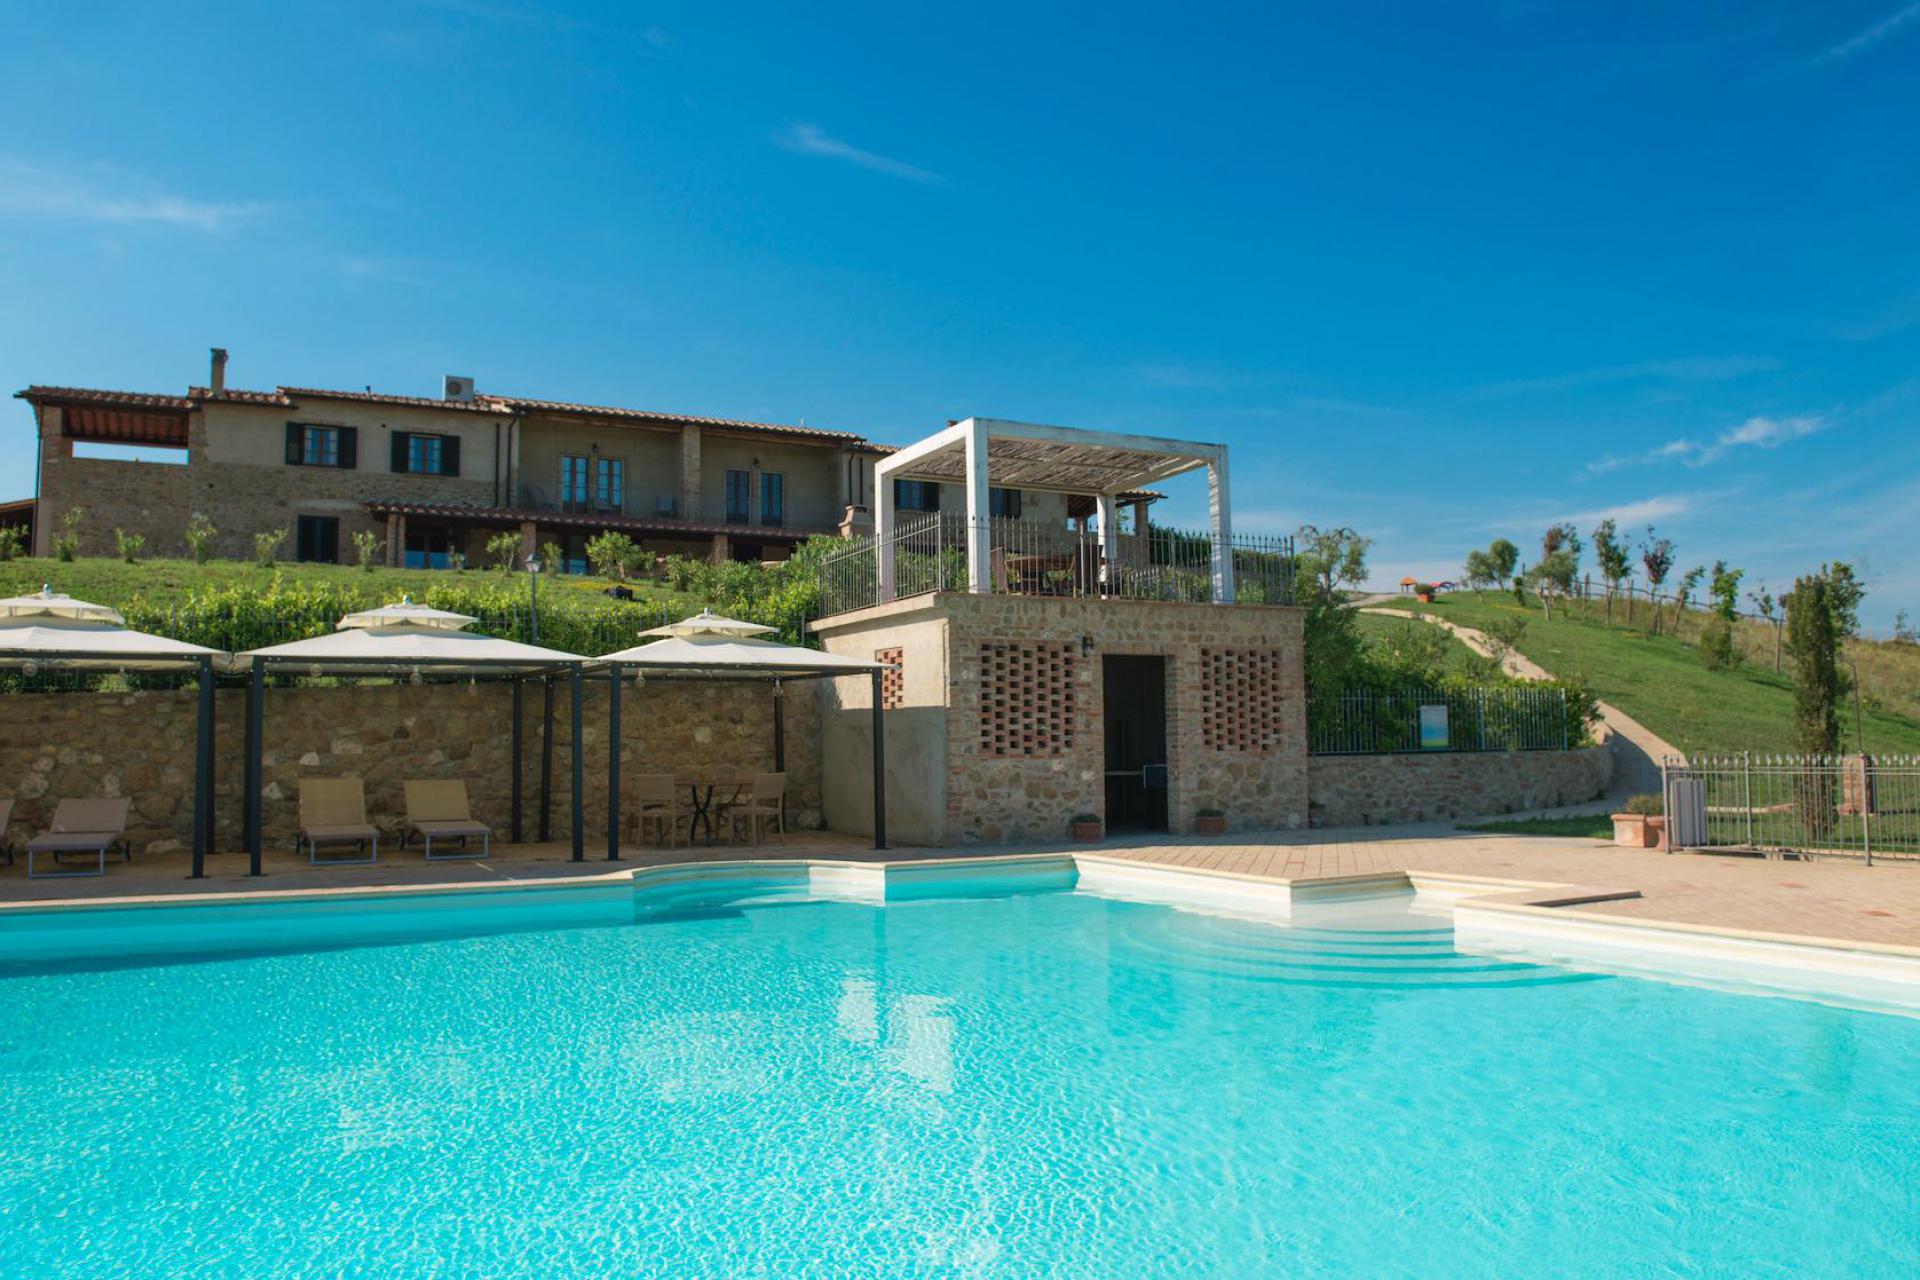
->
<box><xmin>299</xmin><ymin>778</ymin><xmax>380</xmax><ymax>865</ymax></box>
<box><xmin>26</xmin><ymin>797</ymin><xmax>131</xmax><ymax>879</ymax></box>
<box><xmin>403</xmin><ymin>780</ymin><xmax>491</xmax><ymax>861</ymax></box>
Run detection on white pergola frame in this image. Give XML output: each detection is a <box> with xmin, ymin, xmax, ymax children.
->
<box><xmin>873</xmin><ymin>417</ymin><xmax>1234</xmax><ymax>603</ymax></box>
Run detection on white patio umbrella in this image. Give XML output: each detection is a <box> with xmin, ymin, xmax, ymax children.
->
<box><xmin>230</xmin><ymin>597</ymin><xmax>589</xmax><ymax>872</ymax></box>
<box><xmin>588</xmin><ymin>612</ymin><xmax>896</xmax><ymax>855</ymax></box>
<box><xmin>0</xmin><ymin>586</ymin><xmax>224</xmax><ymax>874</ymax></box>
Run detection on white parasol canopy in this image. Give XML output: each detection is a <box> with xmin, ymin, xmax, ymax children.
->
<box><xmin>236</xmin><ymin>596</ymin><xmax>582</xmax><ymax>676</ymax></box>
<box><xmin>598</xmin><ymin>612</ymin><xmax>890</xmax><ymax>679</ymax></box>
<box><xmin>0</xmin><ymin>586</ymin><xmax>223</xmax><ymax>669</ymax></box>
<box><xmin>637</xmin><ymin>608</ymin><xmax>777</xmax><ymax>639</ymax></box>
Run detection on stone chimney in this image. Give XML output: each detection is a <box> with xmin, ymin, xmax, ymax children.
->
<box><xmin>210</xmin><ymin>347</ymin><xmax>228</xmax><ymax>395</ymax></box>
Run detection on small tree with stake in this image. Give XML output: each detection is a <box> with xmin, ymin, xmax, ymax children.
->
<box><xmin>1785</xmin><ymin>573</ymin><xmax>1841</xmax><ymax>841</ymax></box>
<box><xmin>1640</xmin><ymin>529</ymin><xmax>1675</xmax><ymax>635</ymax></box>
<box><xmin>1591</xmin><ymin>519</ymin><xmax>1632</xmax><ymax>622</ymax></box>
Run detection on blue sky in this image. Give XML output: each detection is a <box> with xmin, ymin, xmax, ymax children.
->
<box><xmin>1</xmin><ymin>2</ymin><xmax>1916</xmax><ymax>628</ymax></box>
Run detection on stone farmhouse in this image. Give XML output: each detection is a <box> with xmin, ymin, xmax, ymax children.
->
<box><xmin>14</xmin><ymin>349</ymin><xmax>1159</xmax><ymax>571</ymax></box>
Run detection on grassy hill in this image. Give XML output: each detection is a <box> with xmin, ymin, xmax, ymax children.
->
<box><xmin>1396</xmin><ymin>592</ymin><xmax>1920</xmax><ymax>755</ymax></box>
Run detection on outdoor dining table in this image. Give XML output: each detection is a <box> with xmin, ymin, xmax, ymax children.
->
<box><xmin>677</xmin><ymin>776</ymin><xmax>751</xmax><ymax>847</ymax></box>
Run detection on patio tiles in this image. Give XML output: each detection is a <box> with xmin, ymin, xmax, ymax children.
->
<box><xmin>2</xmin><ymin>821</ymin><xmax>1916</xmax><ymax>952</ymax></box>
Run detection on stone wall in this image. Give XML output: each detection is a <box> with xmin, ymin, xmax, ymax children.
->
<box><xmin>0</xmin><ymin>679</ymin><xmax>819</xmax><ymax>854</ymax></box>
<box><xmin>1307</xmin><ymin>745</ymin><xmax>1613</xmax><ymax>828</ymax></box>
<box><xmin>816</xmin><ymin>593</ymin><xmax>1310</xmax><ymax>845</ymax></box>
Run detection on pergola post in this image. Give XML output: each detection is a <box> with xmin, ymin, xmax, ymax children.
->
<box><xmin>870</xmin><ymin>668</ymin><xmax>887</xmax><ymax>850</ymax></box>
<box><xmin>875</xmin><ymin>469</ymin><xmax>895</xmax><ymax>603</ymax></box>
<box><xmin>606</xmin><ymin>661</ymin><xmax>622</xmax><ymax>861</ymax></box>
<box><xmin>1096</xmin><ymin>492</ymin><xmax>1120</xmax><ymax>597</ymax></box>
<box><xmin>510</xmin><ymin>677</ymin><xmax>524</xmax><ymax>843</ymax></box>
<box><xmin>245</xmin><ymin>661</ymin><xmax>264</xmax><ymax>876</ymax></box>
<box><xmin>540</xmin><ymin>676</ymin><xmax>555</xmax><ymax>842</ymax></box>
<box><xmin>570</xmin><ymin>664</ymin><xmax>584</xmax><ymax>861</ymax></box>
<box><xmin>191</xmin><ymin>654</ymin><xmax>213</xmax><ymax>878</ymax></box>
<box><xmin>964</xmin><ymin>418</ymin><xmax>991</xmax><ymax>593</ymax></box>
<box><xmin>773</xmin><ymin>680</ymin><xmax>786</xmax><ymax>773</ymax></box>
<box><xmin>1208</xmin><ymin>454</ymin><xmax>1235</xmax><ymax>604</ymax></box>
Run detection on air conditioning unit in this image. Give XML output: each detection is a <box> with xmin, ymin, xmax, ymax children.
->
<box><xmin>443</xmin><ymin>375</ymin><xmax>476</xmax><ymax>402</ymax></box>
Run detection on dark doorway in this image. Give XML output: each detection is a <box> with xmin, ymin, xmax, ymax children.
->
<box><xmin>1103</xmin><ymin>655</ymin><xmax>1168</xmax><ymax>833</ymax></box>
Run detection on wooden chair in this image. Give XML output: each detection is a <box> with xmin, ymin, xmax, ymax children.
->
<box><xmin>728</xmin><ymin>773</ymin><xmax>786</xmax><ymax>845</ymax></box>
<box><xmin>630</xmin><ymin>774</ymin><xmax>683</xmax><ymax>847</ymax></box>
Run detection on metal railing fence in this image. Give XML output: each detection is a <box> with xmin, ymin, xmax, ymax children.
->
<box><xmin>1661</xmin><ymin>753</ymin><xmax>1920</xmax><ymax>865</ymax></box>
<box><xmin>815</xmin><ymin>513</ymin><xmax>1294</xmax><ymax>616</ymax></box>
<box><xmin>1308</xmin><ymin>684</ymin><xmax>1572</xmax><ymax>755</ymax></box>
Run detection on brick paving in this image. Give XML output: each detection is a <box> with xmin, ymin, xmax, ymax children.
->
<box><xmin>2</xmin><ymin>825</ymin><xmax>1916</xmax><ymax>952</ymax></box>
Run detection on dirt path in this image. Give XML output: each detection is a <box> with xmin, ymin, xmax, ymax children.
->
<box><xmin>1361</xmin><ymin>606</ymin><xmax>1679</xmax><ymax>799</ymax></box>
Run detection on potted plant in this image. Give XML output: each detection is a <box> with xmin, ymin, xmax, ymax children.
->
<box><xmin>1069</xmin><ymin>813</ymin><xmax>1102</xmax><ymax>842</ymax></box>
<box><xmin>1414</xmin><ymin>582</ymin><xmax>1440</xmax><ymax>603</ymax></box>
<box><xmin>1194</xmin><ymin>807</ymin><xmax>1227</xmax><ymax>836</ymax></box>
<box><xmin>1610</xmin><ymin>793</ymin><xmax>1665</xmax><ymax>849</ymax></box>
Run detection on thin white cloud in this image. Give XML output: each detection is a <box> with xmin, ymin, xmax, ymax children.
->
<box><xmin>1816</xmin><ymin>2</ymin><xmax>1920</xmax><ymax>63</ymax></box>
<box><xmin>1555</xmin><ymin>494</ymin><xmax>1695</xmax><ymax>527</ymax></box>
<box><xmin>0</xmin><ymin>161</ymin><xmax>267</xmax><ymax>231</ymax></box>
<box><xmin>1585</xmin><ymin>413</ymin><xmax>1827</xmax><ymax>474</ymax></box>
<box><xmin>1475</xmin><ymin>354</ymin><xmax>1779</xmax><ymax>398</ymax></box>
<box><xmin>774</xmin><ymin>122</ymin><xmax>941</xmax><ymax>183</ymax></box>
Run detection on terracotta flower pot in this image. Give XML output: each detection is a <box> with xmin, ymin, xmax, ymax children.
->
<box><xmin>1611</xmin><ymin>813</ymin><xmax>1659</xmax><ymax>848</ymax></box>
<box><xmin>1195</xmin><ymin>815</ymin><xmax>1227</xmax><ymax>836</ymax></box>
<box><xmin>1070</xmin><ymin>820</ymin><xmax>1102</xmax><ymax>843</ymax></box>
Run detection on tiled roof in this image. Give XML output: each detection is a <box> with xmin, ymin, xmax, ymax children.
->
<box><xmin>15</xmin><ymin>385</ymin><xmax>195</xmax><ymax>411</ymax></box>
<box><xmin>187</xmin><ymin>387</ymin><xmax>295</xmax><ymax>406</ymax></box>
<box><xmin>275</xmin><ymin>386</ymin><xmax>507</xmax><ymax>414</ymax></box>
<box><xmin>362</xmin><ymin>500</ymin><xmax>840</xmax><ymax>540</ymax></box>
<box><xmin>496</xmin><ymin>394</ymin><xmax>869</xmax><ymax>442</ymax></box>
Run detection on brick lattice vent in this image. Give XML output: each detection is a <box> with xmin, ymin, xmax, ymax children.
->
<box><xmin>876</xmin><ymin>647</ymin><xmax>905</xmax><ymax>710</ymax></box>
<box><xmin>978</xmin><ymin>642</ymin><xmax>1077</xmax><ymax>756</ymax></box>
<box><xmin>1201</xmin><ymin>648</ymin><xmax>1286</xmax><ymax>753</ymax></box>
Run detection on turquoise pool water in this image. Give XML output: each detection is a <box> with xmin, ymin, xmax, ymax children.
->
<box><xmin>1</xmin><ymin>881</ymin><xmax>1916</xmax><ymax>1277</ymax></box>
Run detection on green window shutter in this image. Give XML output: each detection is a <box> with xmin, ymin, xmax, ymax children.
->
<box><xmin>338</xmin><ymin>426</ymin><xmax>358</xmax><ymax>470</ymax></box>
<box><xmin>391</xmin><ymin>431</ymin><xmax>410</xmax><ymax>473</ymax></box>
<box><xmin>285</xmin><ymin>423</ymin><xmax>303</xmax><ymax>465</ymax></box>
<box><xmin>441</xmin><ymin>435</ymin><xmax>460</xmax><ymax>477</ymax></box>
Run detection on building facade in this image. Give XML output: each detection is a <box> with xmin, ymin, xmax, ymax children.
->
<box><xmin>15</xmin><ymin>351</ymin><xmax>1112</xmax><ymax>572</ymax></box>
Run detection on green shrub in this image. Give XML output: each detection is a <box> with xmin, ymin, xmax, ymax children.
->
<box><xmin>114</xmin><ymin>528</ymin><xmax>145</xmax><ymax>564</ymax></box>
<box><xmin>541</xmin><ymin>541</ymin><xmax>565</xmax><ymax>574</ymax></box>
<box><xmin>486</xmin><ymin>531</ymin><xmax>520</xmax><ymax>572</ymax></box>
<box><xmin>184</xmin><ymin>515</ymin><xmax>217</xmax><ymax>564</ymax></box>
<box><xmin>586</xmin><ymin>531</ymin><xmax>640</xmax><ymax>580</ymax></box>
<box><xmin>1698</xmin><ymin>615</ymin><xmax>1739</xmax><ymax>671</ymax></box>
<box><xmin>254</xmin><ymin>528</ymin><xmax>288</xmax><ymax>567</ymax></box>
<box><xmin>352</xmin><ymin>529</ymin><xmax>383</xmax><ymax>572</ymax></box>
<box><xmin>0</xmin><ymin>526</ymin><xmax>23</xmax><ymax>561</ymax></box>
<box><xmin>55</xmin><ymin>506</ymin><xmax>85</xmax><ymax>562</ymax></box>
<box><xmin>1624</xmin><ymin>793</ymin><xmax>1662</xmax><ymax>816</ymax></box>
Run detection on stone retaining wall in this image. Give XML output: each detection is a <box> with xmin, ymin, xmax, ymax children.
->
<box><xmin>1307</xmin><ymin>744</ymin><xmax>1614</xmax><ymax>827</ymax></box>
<box><xmin>0</xmin><ymin>680</ymin><xmax>819</xmax><ymax>854</ymax></box>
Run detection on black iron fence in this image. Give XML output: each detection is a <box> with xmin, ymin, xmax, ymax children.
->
<box><xmin>1308</xmin><ymin>684</ymin><xmax>1574</xmax><ymax>756</ymax></box>
<box><xmin>1662</xmin><ymin>753</ymin><xmax>1920</xmax><ymax>865</ymax></box>
<box><xmin>816</xmin><ymin>513</ymin><xmax>1294</xmax><ymax>616</ymax></box>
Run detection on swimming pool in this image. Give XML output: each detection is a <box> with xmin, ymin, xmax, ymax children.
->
<box><xmin>2</xmin><ymin>871</ymin><xmax>1915</xmax><ymax>1277</ymax></box>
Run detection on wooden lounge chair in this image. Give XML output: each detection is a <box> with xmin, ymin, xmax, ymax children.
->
<box><xmin>729</xmin><ymin>772</ymin><xmax>786</xmax><ymax>845</ymax></box>
<box><xmin>0</xmin><ymin>797</ymin><xmax>12</xmax><ymax>867</ymax></box>
<box><xmin>630</xmin><ymin>774</ymin><xmax>683</xmax><ymax>848</ymax></box>
<box><xmin>299</xmin><ymin>778</ymin><xmax>380</xmax><ymax>865</ymax></box>
<box><xmin>403</xmin><ymin>780</ymin><xmax>491</xmax><ymax>861</ymax></box>
<box><xmin>25</xmin><ymin>797</ymin><xmax>131</xmax><ymax>879</ymax></box>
